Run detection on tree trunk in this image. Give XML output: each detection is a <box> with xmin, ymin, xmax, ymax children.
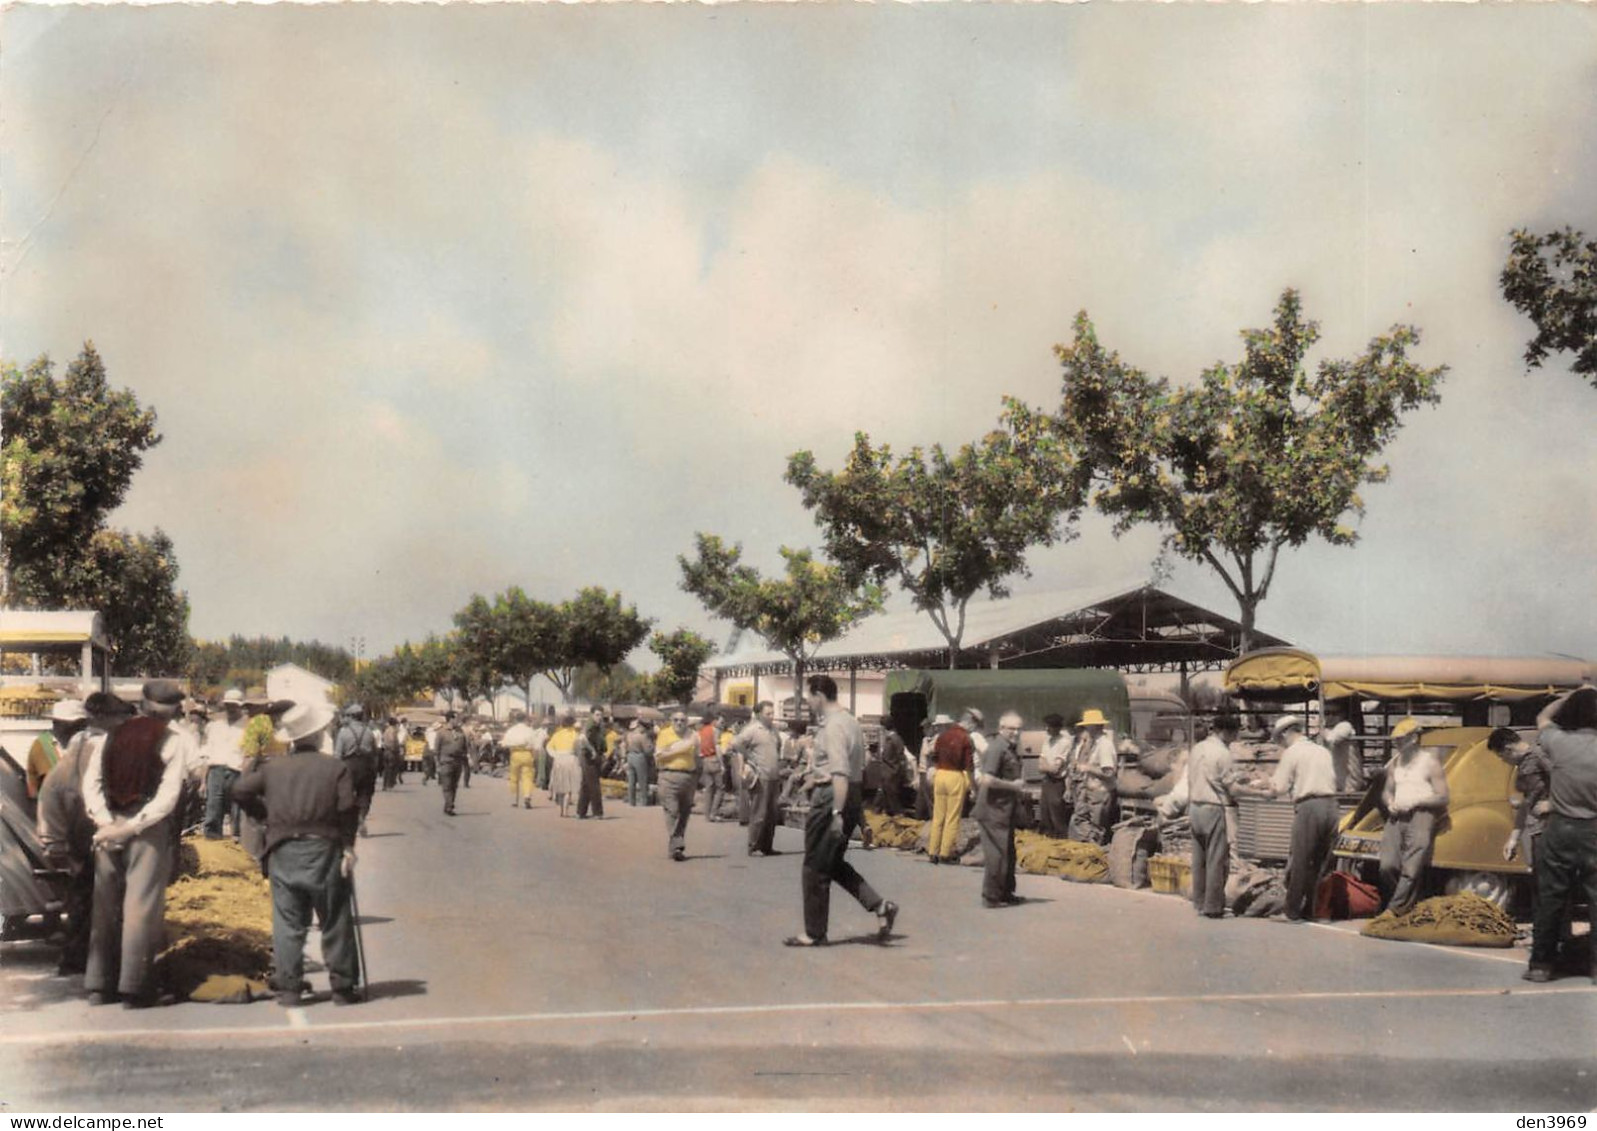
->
<box><xmin>793</xmin><ymin>657</ymin><xmax>806</xmax><ymax>722</ymax></box>
<box><xmin>1238</xmin><ymin>595</ymin><xmax>1258</xmax><ymax>656</ymax></box>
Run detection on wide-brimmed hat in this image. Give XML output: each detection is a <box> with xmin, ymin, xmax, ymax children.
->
<box><xmin>51</xmin><ymin>699</ymin><xmax>87</xmax><ymax>723</ymax></box>
<box><xmin>1270</xmin><ymin>715</ymin><xmax>1304</xmax><ymax>740</ymax></box>
<box><xmin>961</xmin><ymin>707</ymin><xmax>984</xmax><ymax>727</ymax></box>
<box><xmin>1078</xmin><ymin>708</ymin><xmax>1108</xmax><ymax>728</ymax></box>
<box><xmin>930</xmin><ymin>714</ymin><xmax>955</xmax><ymax>728</ymax></box>
<box><xmin>1390</xmin><ymin>717</ymin><xmax>1423</xmax><ymax>741</ymax></box>
<box><xmin>221</xmin><ymin>688</ymin><xmax>246</xmax><ymax>707</ymax></box>
<box><xmin>276</xmin><ymin>701</ymin><xmax>335</xmax><ymax>746</ymax></box>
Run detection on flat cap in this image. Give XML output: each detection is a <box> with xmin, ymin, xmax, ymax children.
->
<box><xmin>142</xmin><ymin>679</ymin><xmax>185</xmax><ymax>706</ymax></box>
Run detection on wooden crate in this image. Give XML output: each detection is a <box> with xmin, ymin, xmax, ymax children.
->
<box><xmin>1148</xmin><ymin>854</ymin><xmax>1192</xmax><ymax>897</ymax></box>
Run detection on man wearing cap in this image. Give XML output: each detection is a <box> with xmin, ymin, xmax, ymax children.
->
<box><xmin>1067</xmin><ymin>709</ymin><xmax>1120</xmax><ymax>845</ymax></box>
<box><xmin>202</xmin><ymin>688</ymin><xmax>250</xmax><ymax>840</ymax></box>
<box><xmin>502</xmin><ymin>710</ymin><xmax>539</xmax><ymax>809</ymax></box>
<box><xmin>1036</xmin><ymin>713</ymin><xmax>1073</xmax><ymax>838</ymax></box>
<box><xmin>435</xmin><ymin>711</ymin><xmax>469</xmax><ymax>816</ymax></box>
<box><xmin>81</xmin><ymin>680</ymin><xmax>197</xmax><ymax>1008</ymax></box>
<box><xmin>231</xmin><ymin>701</ymin><xmax>360</xmax><ymax>1006</ymax></box>
<box><xmin>37</xmin><ymin>692</ymin><xmax>135</xmax><ymax>977</ymax></box>
<box><xmin>974</xmin><ymin>712</ymin><xmax>1027</xmax><ymax>908</ymax></box>
<box><xmin>927</xmin><ymin>711</ymin><xmax>975</xmax><ymax>864</ymax></box>
<box><xmin>785</xmin><ymin>675</ymin><xmax>897</xmax><ymax>947</ymax></box>
<box><xmin>1254</xmin><ymin>716</ymin><xmax>1339</xmax><ymax>922</ymax></box>
<box><xmin>1378</xmin><ymin>718</ymin><xmax>1449</xmax><ymax>916</ymax></box>
<box><xmin>733</xmin><ymin>700</ymin><xmax>785</xmax><ymax>856</ymax></box>
<box><xmin>26</xmin><ymin>699</ymin><xmax>88</xmax><ymax>803</ymax></box>
<box><xmin>654</xmin><ymin>710</ymin><xmax>701</xmax><ymax>860</ymax></box>
<box><xmin>1186</xmin><ymin>713</ymin><xmax>1243</xmax><ymax>919</ymax></box>
<box><xmin>334</xmin><ymin>703</ymin><xmax>379</xmax><ymax>836</ymax></box>
<box><xmin>380</xmin><ymin>716</ymin><xmax>404</xmax><ymax>790</ymax></box>
<box><xmin>872</xmin><ymin>722</ymin><xmax>909</xmax><ymax>817</ymax></box>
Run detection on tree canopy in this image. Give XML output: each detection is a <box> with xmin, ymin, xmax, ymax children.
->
<box><xmin>1500</xmin><ymin>226</ymin><xmax>1597</xmax><ymax>386</ymax></box>
<box><xmin>2</xmin><ymin>343</ymin><xmax>188</xmax><ymax>674</ymax></box>
<box><xmin>679</xmin><ymin>534</ymin><xmax>881</xmax><ymax>690</ymax></box>
<box><xmin>1004</xmin><ymin>288</ymin><xmax>1447</xmax><ymax>650</ymax></box>
<box><xmin>648</xmin><ymin>627</ymin><xmax>715</xmax><ymax>704</ymax></box>
<box><xmin>786</xmin><ymin>428</ymin><xmax>1082</xmax><ymax>667</ymax></box>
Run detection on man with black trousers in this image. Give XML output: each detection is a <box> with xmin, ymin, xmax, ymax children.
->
<box><xmin>784</xmin><ymin>675</ymin><xmax>898</xmax><ymax>948</ymax></box>
<box><xmin>231</xmin><ymin>701</ymin><xmax>360</xmax><ymax>1006</ymax></box>
<box><xmin>974</xmin><ymin>712</ymin><xmax>1027</xmax><ymax>908</ymax></box>
<box><xmin>577</xmin><ymin>705</ymin><xmax>606</xmax><ymax>819</ymax></box>
<box><xmin>434</xmin><ymin>712</ymin><xmax>469</xmax><ymax>816</ymax></box>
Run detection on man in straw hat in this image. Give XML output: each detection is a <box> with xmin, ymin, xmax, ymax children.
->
<box><xmin>1378</xmin><ymin>717</ymin><xmax>1449</xmax><ymax>916</ymax></box>
<box><xmin>231</xmin><ymin>700</ymin><xmax>361</xmax><ymax>1006</ymax></box>
<box><xmin>81</xmin><ymin>680</ymin><xmax>197</xmax><ymax>1008</ymax></box>
<box><xmin>202</xmin><ymin>688</ymin><xmax>250</xmax><ymax>840</ymax></box>
<box><xmin>1066</xmin><ymin>707</ymin><xmax>1119</xmax><ymax>845</ymax></box>
<box><xmin>26</xmin><ymin>698</ymin><xmax>88</xmax><ymax>803</ymax></box>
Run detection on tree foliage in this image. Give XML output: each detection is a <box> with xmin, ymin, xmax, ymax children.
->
<box><xmin>185</xmin><ymin>633</ymin><xmax>356</xmax><ymax>695</ymax></box>
<box><xmin>679</xmin><ymin>533</ymin><xmax>881</xmax><ymax>689</ymax></box>
<box><xmin>648</xmin><ymin>628</ymin><xmax>714</xmax><ymax>704</ymax></box>
<box><xmin>1004</xmin><ymin>288</ymin><xmax>1447</xmax><ymax>650</ymax></box>
<box><xmin>786</xmin><ymin>428</ymin><xmax>1082</xmax><ymax>666</ymax></box>
<box><xmin>1500</xmin><ymin>226</ymin><xmax>1597</xmax><ymax>386</ymax></box>
<box><xmin>2</xmin><ymin>343</ymin><xmax>188</xmax><ymax>673</ymax></box>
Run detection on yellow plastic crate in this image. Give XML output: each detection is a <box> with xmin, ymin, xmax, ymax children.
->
<box><xmin>1148</xmin><ymin>855</ymin><xmax>1192</xmax><ymax>897</ymax></box>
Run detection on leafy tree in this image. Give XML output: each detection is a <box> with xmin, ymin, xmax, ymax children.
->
<box><xmin>562</xmin><ymin>587</ymin><xmax>653</xmax><ymax>679</ymax></box>
<box><xmin>572</xmin><ymin>661</ymin><xmax>649</xmax><ymax>705</ymax></box>
<box><xmin>786</xmin><ymin>428</ymin><xmax>1083</xmax><ymax>667</ymax></box>
<box><xmin>452</xmin><ymin>594</ymin><xmax>506</xmax><ymax>717</ymax></box>
<box><xmin>679</xmin><ymin>534</ymin><xmax>881</xmax><ymax>696</ymax></box>
<box><xmin>648</xmin><ymin>628</ymin><xmax>714</xmax><ymax>704</ymax></box>
<box><xmin>186</xmin><ymin>640</ymin><xmax>232</xmax><ymax>696</ymax></box>
<box><xmin>2</xmin><ymin>343</ymin><xmax>162</xmax><ymax>605</ymax></box>
<box><xmin>1004</xmin><ymin>288</ymin><xmax>1446</xmax><ymax>651</ymax></box>
<box><xmin>493</xmin><ymin>587</ymin><xmax>565</xmax><ymax>710</ymax></box>
<box><xmin>89</xmin><ymin>529</ymin><xmax>191</xmax><ymax>676</ymax></box>
<box><xmin>412</xmin><ymin>634</ymin><xmax>468</xmax><ymax>712</ymax></box>
<box><xmin>1500</xmin><ymin>227</ymin><xmax>1597</xmax><ymax>386</ymax></box>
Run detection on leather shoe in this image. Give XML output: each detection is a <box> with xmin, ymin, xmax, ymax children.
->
<box><xmin>331</xmin><ymin>988</ymin><xmax>361</xmax><ymax>1006</ymax></box>
<box><xmin>123</xmin><ymin>992</ymin><xmax>176</xmax><ymax>1010</ymax></box>
<box><xmin>877</xmin><ymin>900</ymin><xmax>899</xmax><ymax>941</ymax></box>
<box><xmin>1522</xmin><ymin>966</ymin><xmax>1553</xmax><ymax>983</ymax></box>
<box><xmin>86</xmin><ymin>990</ymin><xmax>120</xmax><ymax>1006</ymax></box>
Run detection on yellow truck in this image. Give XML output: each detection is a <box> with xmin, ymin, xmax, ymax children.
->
<box><xmin>1224</xmin><ymin>648</ymin><xmax>1591</xmax><ymax>911</ymax></box>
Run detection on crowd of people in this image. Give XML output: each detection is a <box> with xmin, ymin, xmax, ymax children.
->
<box><xmin>18</xmin><ymin>675</ymin><xmax>1596</xmax><ymax>1009</ymax></box>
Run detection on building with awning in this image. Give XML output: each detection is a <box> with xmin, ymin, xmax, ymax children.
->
<box><xmin>701</xmin><ymin>579</ymin><xmax>1288</xmax><ymax>716</ymax></box>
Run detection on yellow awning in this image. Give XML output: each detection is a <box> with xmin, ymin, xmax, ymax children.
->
<box><xmin>1226</xmin><ymin>647</ymin><xmax>1593</xmax><ymax>702</ymax></box>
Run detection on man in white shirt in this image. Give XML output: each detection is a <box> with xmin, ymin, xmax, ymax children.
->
<box><xmin>82</xmin><ymin>680</ymin><xmax>197</xmax><ymax>1008</ymax></box>
<box><xmin>1036</xmin><ymin>713</ymin><xmax>1072</xmax><ymax>838</ymax></box>
<box><xmin>1186</xmin><ymin>713</ymin><xmax>1242</xmax><ymax>918</ymax></box>
<box><xmin>1253</xmin><ymin>715</ymin><xmax>1339</xmax><ymax>923</ymax></box>
<box><xmin>1378</xmin><ymin>717</ymin><xmax>1449</xmax><ymax>916</ymax></box>
<box><xmin>202</xmin><ymin>688</ymin><xmax>250</xmax><ymax>839</ymax></box>
<box><xmin>501</xmin><ymin>710</ymin><xmax>539</xmax><ymax>809</ymax></box>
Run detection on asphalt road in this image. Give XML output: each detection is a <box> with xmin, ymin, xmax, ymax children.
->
<box><xmin>4</xmin><ymin>775</ymin><xmax>1595</xmax><ymax>1112</ymax></box>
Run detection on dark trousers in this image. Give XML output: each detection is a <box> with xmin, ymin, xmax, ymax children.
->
<box><xmin>462</xmin><ymin>754</ymin><xmax>474</xmax><ymax>788</ymax></box>
<box><xmin>57</xmin><ymin>857</ymin><xmax>95</xmax><ymax>974</ymax></box>
<box><xmin>438</xmin><ymin>761</ymin><xmax>462</xmax><ymax>813</ymax></box>
<box><xmin>735</xmin><ymin>765</ymin><xmax>752</xmax><ymax>825</ymax></box>
<box><xmin>1531</xmin><ymin>815</ymin><xmax>1597</xmax><ymax>969</ymax></box>
<box><xmin>626</xmin><ymin>752</ymin><xmax>652</xmax><ymax>806</ymax></box>
<box><xmin>381</xmin><ymin>751</ymin><xmax>400</xmax><ymax>790</ymax></box>
<box><xmin>1189</xmin><ymin>802</ymin><xmax>1230</xmax><ymax>916</ymax></box>
<box><xmin>978</xmin><ymin>818</ymin><xmax>1016</xmax><ymax>904</ymax></box>
<box><xmin>345</xmin><ymin>758</ymin><xmax>376</xmax><ymax>827</ymax></box>
<box><xmin>204</xmin><ymin>767</ymin><xmax>241</xmax><ymax>838</ymax></box>
<box><xmin>577</xmin><ymin>761</ymin><xmax>604</xmax><ymax>818</ymax></box>
<box><xmin>422</xmin><ymin>753</ymin><xmax>437</xmax><ymax>783</ymax></box>
<box><xmin>268</xmin><ymin>837</ymin><xmax>358</xmax><ymax>994</ymax></box>
<box><xmin>535</xmin><ymin>749</ymin><xmax>552</xmax><ymax>791</ymax></box>
<box><xmin>1038</xmin><ymin>776</ymin><xmax>1071</xmax><ymax>839</ymax></box>
<box><xmin>914</xmin><ymin>772</ymin><xmax>933</xmax><ymax>821</ymax></box>
<box><xmin>801</xmin><ymin>785</ymin><xmax>882</xmax><ymax>941</ymax></box>
<box><xmin>749</xmin><ymin>775</ymin><xmax>781</xmax><ymax>853</ymax></box>
<box><xmin>659</xmin><ymin>769</ymin><xmax>696</xmax><ymax>857</ymax></box>
<box><xmin>1378</xmin><ymin>808</ymin><xmax>1439</xmax><ymax>915</ymax></box>
<box><xmin>1285</xmin><ymin>796</ymin><xmax>1339</xmax><ymax>920</ymax></box>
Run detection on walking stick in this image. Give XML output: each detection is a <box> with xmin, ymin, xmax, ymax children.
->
<box><xmin>348</xmin><ymin>870</ymin><xmax>370</xmax><ymax>1002</ymax></box>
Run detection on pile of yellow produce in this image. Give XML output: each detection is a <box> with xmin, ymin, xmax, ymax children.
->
<box><xmin>861</xmin><ymin>811</ymin><xmax>926</xmax><ymax>849</ymax></box>
<box><xmin>600</xmin><ymin>777</ymin><xmax>627</xmax><ymax>799</ymax></box>
<box><xmin>159</xmin><ymin>836</ymin><xmax>274</xmax><ymax>1000</ymax></box>
<box><xmin>1361</xmin><ymin>891</ymin><xmax>1518</xmax><ymax>948</ymax></box>
<box><xmin>1015</xmin><ymin>830</ymin><xmax>1109</xmax><ymax>884</ymax></box>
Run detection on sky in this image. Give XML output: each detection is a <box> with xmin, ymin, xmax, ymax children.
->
<box><xmin>3</xmin><ymin>2</ymin><xmax>1595</xmax><ymax>669</ymax></box>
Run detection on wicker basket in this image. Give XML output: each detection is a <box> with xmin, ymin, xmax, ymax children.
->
<box><xmin>1148</xmin><ymin>854</ymin><xmax>1192</xmax><ymax>897</ymax></box>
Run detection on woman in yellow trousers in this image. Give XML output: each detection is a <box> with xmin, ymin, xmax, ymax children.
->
<box><xmin>926</xmin><ymin>714</ymin><xmax>976</xmax><ymax>863</ymax></box>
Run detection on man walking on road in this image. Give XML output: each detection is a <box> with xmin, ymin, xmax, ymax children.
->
<box><xmin>502</xmin><ymin>710</ymin><xmax>539</xmax><ymax>809</ymax></box>
<box><xmin>734</xmin><ymin>700</ymin><xmax>785</xmax><ymax>856</ymax></box>
<box><xmin>231</xmin><ymin>701</ymin><xmax>361</xmax><ymax>1007</ymax></box>
<box><xmin>784</xmin><ymin>675</ymin><xmax>897</xmax><ymax>948</ymax></box>
<box><xmin>334</xmin><ymin>703</ymin><xmax>378</xmax><ymax>837</ymax></box>
<box><xmin>435</xmin><ymin>712</ymin><xmax>469</xmax><ymax>816</ymax></box>
<box><xmin>654</xmin><ymin>710</ymin><xmax>700</xmax><ymax>860</ymax></box>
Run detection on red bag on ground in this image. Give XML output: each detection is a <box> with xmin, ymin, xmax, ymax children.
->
<box><xmin>1315</xmin><ymin>871</ymin><xmax>1381</xmax><ymax>920</ymax></box>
